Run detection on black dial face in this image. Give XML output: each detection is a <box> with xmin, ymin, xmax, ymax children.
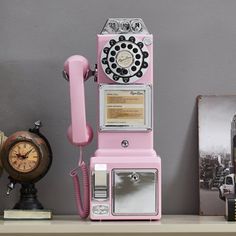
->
<box><xmin>101</xmin><ymin>35</ymin><xmax>150</xmax><ymax>84</ymax></box>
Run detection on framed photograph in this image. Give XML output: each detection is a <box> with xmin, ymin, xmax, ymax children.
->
<box><xmin>198</xmin><ymin>95</ymin><xmax>236</xmax><ymax>215</ymax></box>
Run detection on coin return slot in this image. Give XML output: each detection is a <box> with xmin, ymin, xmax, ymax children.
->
<box><xmin>93</xmin><ymin>164</ymin><xmax>108</xmax><ymax>199</ymax></box>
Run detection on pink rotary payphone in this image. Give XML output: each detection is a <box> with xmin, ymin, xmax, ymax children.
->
<box><xmin>63</xmin><ymin>18</ymin><xmax>161</xmax><ymax>220</ymax></box>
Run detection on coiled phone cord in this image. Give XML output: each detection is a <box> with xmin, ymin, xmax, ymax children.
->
<box><xmin>70</xmin><ymin>147</ymin><xmax>90</xmax><ymax>219</ymax></box>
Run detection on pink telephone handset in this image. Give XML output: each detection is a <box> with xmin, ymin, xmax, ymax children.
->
<box><xmin>64</xmin><ymin>55</ymin><xmax>93</xmax><ymax>218</ymax></box>
<box><xmin>64</xmin><ymin>55</ymin><xmax>93</xmax><ymax>146</ymax></box>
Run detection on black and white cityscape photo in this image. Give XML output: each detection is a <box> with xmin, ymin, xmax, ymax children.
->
<box><xmin>198</xmin><ymin>96</ymin><xmax>236</xmax><ymax>215</ymax></box>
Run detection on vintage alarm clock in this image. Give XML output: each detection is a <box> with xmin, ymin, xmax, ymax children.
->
<box><xmin>0</xmin><ymin>121</ymin><xmax>52</xmax><ymax>217</ymax></box>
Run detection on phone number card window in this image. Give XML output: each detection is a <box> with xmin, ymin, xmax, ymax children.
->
<box><xmin>99</xmin><ymin>85</ymin><xmax>152</xmax><ymax>131</ymax></box>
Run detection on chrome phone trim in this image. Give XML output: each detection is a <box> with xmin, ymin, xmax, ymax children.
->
<box><xmin>99</xmin><ymin>84</ymin><xmax>152</xmax><ymax>131</ymax></box>
<box><xmin>112</xmin><ymin>168</ymin><xmax>158</xmax><ymax>216</ymax></box>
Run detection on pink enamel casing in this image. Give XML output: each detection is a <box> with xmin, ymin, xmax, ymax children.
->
<box><xmin>64</xmin><ymin>20</ymin><xmax>162</xmax><ymax>221</ymax></box>
<box><xmin>64</xmin><ymin>55</ymin><xmax>93</xmax><ymax>146</ymax></box>
<box><xmin>88</xmin><ymin>32</ymin><xmax>162</xmax><ymax>220</ymax></box>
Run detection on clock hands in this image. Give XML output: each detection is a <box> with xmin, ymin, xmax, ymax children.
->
<box><xmin>16</xmin><ymin>153</ymin><xmax>24</xmax><ymax>158</ymax></box>
<box><xmin>24</xmin><ymin>148</ymin><xmax>34</xmax><ymax>157</ymax></box>
<box><xmin>15</xmin><ymin>148</ymin><xmax>33</xmax><ymax>160</ymax></box>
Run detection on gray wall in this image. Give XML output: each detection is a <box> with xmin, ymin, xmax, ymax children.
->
<box><xmin>1</xmin><ymin>0</ymin><xmax>236</xmax><ymax>215</ymax></box>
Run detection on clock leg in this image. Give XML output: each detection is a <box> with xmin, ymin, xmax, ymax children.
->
<box><xmin>13</xmin><ymin>183</ymin><xmax>44</xmax><ymax>210</ymax></box>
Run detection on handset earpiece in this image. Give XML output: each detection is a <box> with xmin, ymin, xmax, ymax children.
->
<box><xmin>64</xmin><ymin>55</ymin><xmax>93</xmax><ymax>146</ymax></box>
<box><xmin>67</xmin><ymin>124</ymin><xmax>93</xmax><ymax>147</ymax></box>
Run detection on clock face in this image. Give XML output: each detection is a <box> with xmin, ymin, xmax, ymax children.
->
<box><xmin>8</xmin><ymin>141</ymin><xmax>40</xmax><ymax>173</ymax></box>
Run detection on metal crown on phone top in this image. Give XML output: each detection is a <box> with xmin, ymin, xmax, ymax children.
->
<box><xmin>101</xmin><ymin>18</ymin><xmax>149</xmax><ymax>35</ymax></box>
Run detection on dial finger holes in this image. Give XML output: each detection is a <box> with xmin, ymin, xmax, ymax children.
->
<box><xmin>127</xmin><ymin>44</ymin><xmax>133</xmax><ymax>49</ymax></box>
<box><xmin>109</xmin><ymin>57</ymin><xmax>115</xmax><ymax>62</ymax></box>
<box><xmin>119</xmin><ymin>35</ymin><xmax>125</xmax><ymax>41</ymax></box>
<box><xmin>121</xmin><ymin>43</ymin><xmax>126</xmax><ymax>48</ymax></box>
<box><xmin>129</xmin><ymin>36</ymin><xmax>135</xmax><ymax>43</ymax></box>
<box><xmin>102</xmin><ymin>58</ymin><xmax>107</xmax><ymax>64</ymax></box>
<box><xmin>137</xmin><ymin>42</ymin><xmax>144</xmax><ymax>49</ymax></box>
<box><xmin>123</xmin><ymin>77</ymin><xmax>130</xmax><ymax>83</ymax></box>
<box><xmin>143</xmin><ymin>51</ymin><xmax>149</xmax><ymax>58</ymax></box>
<box><xmin>111</xmin><ymin>63</ymin><xmax>117</xmax><ymax>69</ymax></box>
<box><xmin>115</xmin><ymin>45</ymin><xmax>120</xmax><ymax>51</ymax></box>
<box><xmin>111</xmin><ymin>51</ymin><xmax>116</xmax><ymax>56</ymax></box>
<box><xmin>109</xmin><ymin>39</ymin><xmax>116</xmax><ymax>46</ymax></box>
<box><xmin>105</xmin><ymin>68</ymin><xmax>111</xmax><ymax>74</ymax></box>
<box><xmin>137</xmin><ymin>71</ymin><xmax>143</xmax><ymax>77</ymax></box>
<box><xmin>101</xmin><ymin>35</ymin><xmax>150</xmax><ymax>84</ymax></box>
<box><xmin>121</xmin><ymin>68</ymin><xmax>128</xmax><ymax>75</ymax></box>
<box><xmin>142</xmin><ymin>62</ymin><xmax>148</xmax><ymax>68</ymax></box>
<box><xmin>103</xmin><ymin>47</ymin><xmax>109</xmax><ymax>54</ymax></box>
<box><xmin>113</xmin><ymin>75</ymin><xmax>119</xmax><ymax>81</ymax></box>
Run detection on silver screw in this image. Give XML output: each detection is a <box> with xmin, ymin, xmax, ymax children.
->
<box><xmin>130</xmin><ymin>172</ymin><xmax>140</xmax><ymax>182</ymax></box>
<box><xmin>121</xmin><ymin>140</ymin><xmax>129</xmax><ymax>148</ymax></box>
<box><xmin>143</xmin><ymin>37</ymin><xmax>152</xmax><ymax>46</ymax></box>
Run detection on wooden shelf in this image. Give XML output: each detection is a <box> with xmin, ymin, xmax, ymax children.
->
<box><xmin>0</xmin><ymin>215</ymin><xmax>235</xmax><ymax>235</ymax></box>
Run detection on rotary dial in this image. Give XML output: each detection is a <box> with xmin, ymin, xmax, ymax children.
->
<box><xmin>101</xmin><ymin>35</ymin><xmax>150</xmax><ymax>84</ymax></box>
<box><xmin>8</xmin><ymin>141</ymin><xmax>40</xmax><ymax>173</ymax></box>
